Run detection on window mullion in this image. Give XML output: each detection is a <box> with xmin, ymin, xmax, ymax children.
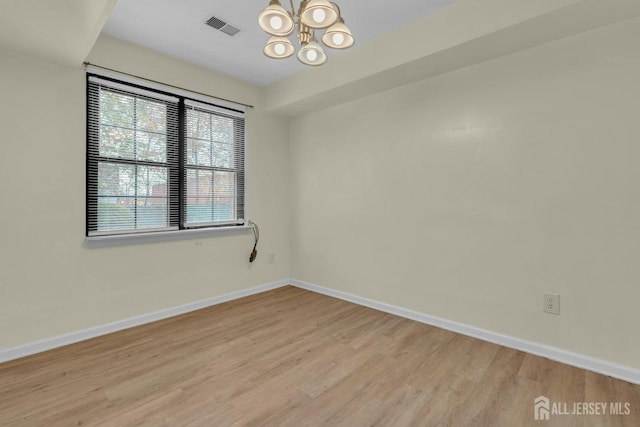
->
<box><xmin>178</xmin><ymin>99</ymin><xmax>186</xmax><ymax>230</ymax></box>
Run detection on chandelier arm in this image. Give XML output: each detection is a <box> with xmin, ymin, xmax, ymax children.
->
<box><xmin>329</xmin><ymin>2</ymin><xmax>341</xmax><ymax>17</ymax></box>
<box><xmin>289</xmin><ymin>0</ymin><xmax>296</xmax><ymax>16</ymax></box>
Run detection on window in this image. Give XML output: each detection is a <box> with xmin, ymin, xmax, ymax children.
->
<box><xmin>87</xmin><ymin>75</ymin><xmax>245</xmax><ymax>237</ymax></box>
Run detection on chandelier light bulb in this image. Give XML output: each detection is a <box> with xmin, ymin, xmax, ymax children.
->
<box><xmin>274</xmin><ymin>43</ymin><xmax>286</xmax><ymax>55</ymax></box>
<box><xmin>270</xmin><ymin>15</ymin><xmax>283</xmax><ymax>30</ymax></box>
<box><xmin>306</xmin><ymin>50</ymin><xmax>318</xmax><ymax>61</ymax></box>
<box><xmin>332</xmin><ymin>32</ymin><xmax>344</xmax><ymax>45</ymax></box>
<box><xmin>312</xmin><ymin>8</ymin><xmax>326</xmax><ymax>24</ymax></box>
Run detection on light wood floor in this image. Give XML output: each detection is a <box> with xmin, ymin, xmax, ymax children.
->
<box><xmin>1</xmin><ymin>286</ymin><xmax>638</xmax><ymax>426</ymax></box>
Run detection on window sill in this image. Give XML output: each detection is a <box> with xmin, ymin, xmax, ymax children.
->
<box><xmin>84</xmin><ymin>225</ymin><xmax>252</xmax><ymax>248</ymax></box>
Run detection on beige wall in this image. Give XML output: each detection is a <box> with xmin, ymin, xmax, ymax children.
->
<box><xmin>289</xmin><ymin>18</ymin><xmax>640</xmax><ymax>369</ymax></box>
<box><xmin>0</xmin><ymin>35</ymin><xmax>290</xmax><ymax>349</ymax></box>
<box><xmin>2</xmin><ymin>11</ymin><xmax>639</xmax><ymax>374</ymax></box>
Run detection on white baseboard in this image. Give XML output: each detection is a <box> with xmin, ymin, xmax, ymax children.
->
<box><xmin>0</xmin><ymin>280</ymin><xmax>289</xmax><ymax>364</ymax></box>
<box><xmin>3</xmin><ymin>278</ymin><xmax>639</xmax><ymax>386</ymax></box>
<box><xmin>290</xmin><ymin>279</ymin><xmax>640</xmax><ymax>385</ymax></box>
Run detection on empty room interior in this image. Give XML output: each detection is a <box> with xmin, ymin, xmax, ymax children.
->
<box><xmin>1</xmin><ymin>0</ymin><xmax>640</xmax><ymax>425</ymax></box>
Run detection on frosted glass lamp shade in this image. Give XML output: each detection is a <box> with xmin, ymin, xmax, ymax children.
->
<box><xmin>300</xmin><ymin>0</ymin><xmax>338</xmax><ymax>29</ymax></box>
<box><xmin>321</xmin><ymin>18</ymin><xmax>354</xmax><ymax>49</ymax></box>
<box><xmin>297</xmin><ymin>38</ymin><xmax>327</xmax><ymax>66</ymax></box>
<box><xmin>258</xmin><ymin>0</ymin><xmax>295</xmax><ymax>36</ymax></box>
<box><xmin>264</xmin><ymin>36</ymin><xmax>294</xmax><ymax>58</ymax></box>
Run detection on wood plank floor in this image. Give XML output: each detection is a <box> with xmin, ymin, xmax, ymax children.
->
<box><xmin>1</xmin><ymin>286</ymin><xmax>638</xmax><ymax>426</ymax></box>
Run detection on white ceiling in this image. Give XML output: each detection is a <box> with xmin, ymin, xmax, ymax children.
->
<box><xmin>102</xmin><ymin>0</ymin><xmax>457</xmax><ymax>87</ymax></box>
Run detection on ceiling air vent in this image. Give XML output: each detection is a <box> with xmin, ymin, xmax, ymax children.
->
<box><xmin>206</xmin><ymin>15</ymin><xmax>241</xmax><ymax>37</ymax></box>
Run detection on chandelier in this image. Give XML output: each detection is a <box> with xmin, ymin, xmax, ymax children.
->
<box><xmin>258</xmin><ymin>0</ymin><xmax>354</xmax><ymax>66</ymax></box>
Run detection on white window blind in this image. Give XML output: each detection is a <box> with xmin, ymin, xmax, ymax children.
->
<box><xmin>184</xmin><ymin>101</ymin><xmax>245</xmax><ymax>228</ymax></box>
<box><xmin>87</xmin><ymin>74</ymin><xmax>246</xmax><ymax>237</ymax></box>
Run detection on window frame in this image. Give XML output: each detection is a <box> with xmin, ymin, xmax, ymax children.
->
<box><xmin>85</xmin><ymin>72</ymin><xmax>248</xmax><ymax>245</ymax></box>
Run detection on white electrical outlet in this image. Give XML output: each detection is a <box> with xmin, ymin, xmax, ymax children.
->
<box><xmin>543</xmin><ymin>293</ymin><xmax>560</xmax><ymax>315</ymax></box>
